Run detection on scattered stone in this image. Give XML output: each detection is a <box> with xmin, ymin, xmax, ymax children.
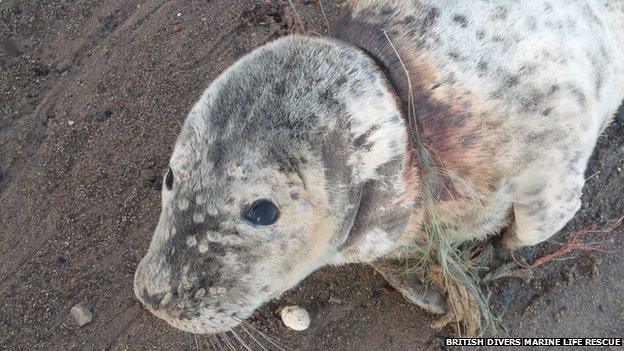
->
<box><xmin>328</xmin><ymin>295</ymin><xmax>342</xmax><ymax>304</ymax></box>
<box><xmin>280</xmin><ymin>305</ymin><xmax>310</xmax><ymax>331</ymax></box>
<box><xmin>171</xmin><ymin>22</ymin><xmax>182</xmax><ymax>33</ymax></box>
<box><xmin>0</xmin><ymin>37</ymin><xmax>22</xmax><ymax>57</ymax></box>
<box><xmin>67</xmin><ymin>120</ymin><xmax>75</xmax><ymax>126</ymax></box>
<box><xmin>598</xmin><ymin>304</ymin><xmax>608</xmax><ymax>313</ymax></box>
<box><xmin>70</xmin><ymin>303</ymin><xmax>93</xmax><ymax>326</ymax></box>
<box><xmin>57</xmin><ymin>256</ymin><xmax>67</xmax><ymax>264</ymax></box>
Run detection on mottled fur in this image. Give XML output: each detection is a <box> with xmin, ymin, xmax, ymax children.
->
<box><xmin>134</xmin><ymin>0</ymin><xmax>624</xmax><ymax>334</ymax></box>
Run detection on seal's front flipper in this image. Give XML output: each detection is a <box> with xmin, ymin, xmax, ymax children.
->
<box><xmin>375</xmin><ymin>266</ymin><xmax>447</xmax><ymax>315</ymax></box>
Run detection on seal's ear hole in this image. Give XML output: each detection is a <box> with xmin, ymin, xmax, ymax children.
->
<box><xmin>243</xmin><ymin>199</ymin><xmax>279</xmax><ymax>225</ymax></box>
<box><xmin>165</xmin><ymin>167</ymin><xmax>174</xmax><ymax>191</ymax></box>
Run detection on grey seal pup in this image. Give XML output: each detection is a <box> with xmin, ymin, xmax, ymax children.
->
<box><xmin>134</xmin><ymin>0</ymin><xmax>624</xmax><ymax>334</ymax></box>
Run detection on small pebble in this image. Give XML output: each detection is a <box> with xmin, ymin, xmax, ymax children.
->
<box><xmin>70</xmin><ymin>303</ymin><xmax>93</xmax><ymax>326</ymax></box>
<box><xmin>67</xmin><ymin>120</ymin><xmax>75</xmax><ymax>126</ymax></box>
<box><xmin>598</xmin><ymin>304</ymin><xmax>608</xmax><ymax>313</ymax></box>
<box><xmin>280</xmin><ymin>305</ymin><xmax>310</xmax><ymax>331</ymax></box>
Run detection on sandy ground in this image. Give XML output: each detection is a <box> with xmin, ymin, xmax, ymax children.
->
<box><xmin>1</xmin><ymin>1</ymin><xmax>623</xmax><ymax>350</ymax></box>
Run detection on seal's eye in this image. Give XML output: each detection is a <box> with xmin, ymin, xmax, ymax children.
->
<box><xmin>165</xmin><ymin>167</ymin><xmax>174</xmax><ymax>191</ymax></box>
<box><xmin>243</xmin><ymin>200</ymin><xmax>279</xmax><ymax>225</ymax></box>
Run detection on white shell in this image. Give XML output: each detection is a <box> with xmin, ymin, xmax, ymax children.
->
<box><xmin>280</xmin><ymin>305</ymin><xmax>310</xmax><ymax>331</ymax></box>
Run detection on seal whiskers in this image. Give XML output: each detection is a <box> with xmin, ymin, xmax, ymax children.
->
<box><xmin>228</xmin><ymin>315</ymin><xmax>291</xmax><ymax>351</ymax></box>
<box><xmin>236</xmin><ymin>324</ymin><xmax>269</xmax><ymax>351</ymax></box>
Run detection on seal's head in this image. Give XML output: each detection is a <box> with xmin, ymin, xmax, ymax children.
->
<box><xmin>134</xmin><ymin>35</ymin><xmax>416</xmax><ymax>334</ymax></box>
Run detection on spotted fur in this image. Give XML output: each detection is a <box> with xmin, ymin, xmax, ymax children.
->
<box><xmin>134</xmin><ymin>0</ymin><xmax>624</xmax><ymax>334</ymax></box>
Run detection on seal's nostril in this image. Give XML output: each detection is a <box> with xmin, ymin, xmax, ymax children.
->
<box><xmin>142</xmin><ymin>288</ymin><xmax>165</xmax><ymax>310</ymax></box>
